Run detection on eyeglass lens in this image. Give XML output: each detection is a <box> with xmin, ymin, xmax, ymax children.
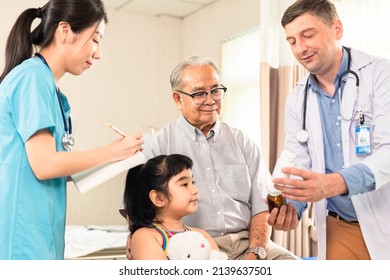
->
<box><xmin>193</xmin><ymin>88</ymin><xmax>225</xmax><ymax>104</ymax></box>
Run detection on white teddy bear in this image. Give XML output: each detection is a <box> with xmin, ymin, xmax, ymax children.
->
<box><xmin>167</xmin><ymin>231</ymin><xmax>228</xmax><ymax>260</ymax></box>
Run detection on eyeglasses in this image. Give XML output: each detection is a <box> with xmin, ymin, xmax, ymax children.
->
<box><xmin>176</xmin><ymin>85</ymin><xmax>227</xmax><ymax>105</ymax></box>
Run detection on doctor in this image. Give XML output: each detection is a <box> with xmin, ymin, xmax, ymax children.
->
<box><xmin>267</xmin><ymin>0</ymin><xmax>390</xmax><ymax>260</ymax></box>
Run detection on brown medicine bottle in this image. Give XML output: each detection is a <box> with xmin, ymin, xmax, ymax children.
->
<box><xmin>268</xmin><ymin>150</ymin><xmax>296</xmax><ymax>213</ymax></box>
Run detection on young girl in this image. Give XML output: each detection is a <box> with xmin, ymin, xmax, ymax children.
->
<box><xmin>0</xmin><ymin>0</ymin><xmax>143</xmax><ymax>260</ymax></box>
<box><xmin>123</xmin><ymin>154</ymin><xmax>220</xmax><ymax>260</ymax></box>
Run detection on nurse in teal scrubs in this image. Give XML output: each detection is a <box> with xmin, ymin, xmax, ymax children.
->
<box><xmin>0</xmin><ymin>0</ymin><xmax>144</xmax><ymax>260</ymax></box>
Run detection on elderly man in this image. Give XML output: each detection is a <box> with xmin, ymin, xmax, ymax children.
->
<box><xmin>125</xmin><ymin>56</ymin><xmax>298</xmax><ymax>260</ymax></box>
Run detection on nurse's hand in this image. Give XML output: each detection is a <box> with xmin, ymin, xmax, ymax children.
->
<box><xmin>267</xmin><ymin>203</ymin><xmax>299</xmax><ymax>231</ymax></box>
<box><xmin>26</xmin><ymin>129</ymin><xmax>144</xmax><ymax>179</ymax></box>
<box><xmin>109</xmin><ymin>131</ymin><xmax>144</xmax><ymax>162</ymax></box>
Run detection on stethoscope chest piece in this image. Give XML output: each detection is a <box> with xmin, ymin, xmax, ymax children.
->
<box><xmin>296</xmin><ymin>129</ymin><xmax>309</xmax><ymax>143</ymax></box>
<box><xmin>62</xmin><ymin>132</ymin><xmax>75</xmax><ymax>152</ymax></box>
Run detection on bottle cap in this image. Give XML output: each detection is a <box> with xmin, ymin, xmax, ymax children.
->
<box><xmin>268</xmin><ymin>190</ymin><xmax>282</xmax><ymax>196</ymax></box>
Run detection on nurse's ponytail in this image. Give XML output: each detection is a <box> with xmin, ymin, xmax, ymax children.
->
<box><xmin>0</xmin><ymin>8</ymin><xmax>38</xmax><ymax>83</ymax></box>
<box><xmin>0</xmin><ymin>0</ymin><xmax>108</xmax><ymax>83</ymax></box>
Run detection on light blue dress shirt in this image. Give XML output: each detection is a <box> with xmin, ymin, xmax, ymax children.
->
<box><xmin>308</xmin><ymin>48</ymin><xmax>375</xmax><ymax>221</ymax></box>
<box><xmin>0</xmin><ymin>57</ymin><xmax>70</xmax><ymax>259</ymax></box>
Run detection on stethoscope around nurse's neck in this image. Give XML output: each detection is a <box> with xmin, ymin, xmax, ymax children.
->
<box><xmin>297</xmin><ymin>47</ymin><xmax>360</xmax><ymax>143</ymax></box>
<box><xmin>35</xmin><ymin>53</ymin><xmax>75</xmax><ymax>151</ymax></box>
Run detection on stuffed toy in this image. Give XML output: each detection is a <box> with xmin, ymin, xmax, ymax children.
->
<box><xmin>167</xmin><ymin>231</ymin><xmax>228</xmax><ymax>260</ymax></box>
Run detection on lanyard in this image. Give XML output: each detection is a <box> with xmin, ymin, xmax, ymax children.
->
<box><xmin>35</xmin><ymin>53</ymin><xmax>74</xmax><ymax>151</ymax></box>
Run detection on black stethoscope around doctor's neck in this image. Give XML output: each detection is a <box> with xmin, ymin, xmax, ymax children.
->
<box><xmin>35</xmin><ymin>53</ymin><xmax>75</xmax><ymax>151</ymax></box>
<box><xmin>297</xmin><ymin>47</ymin><xmax>360</xmax><ymax>143</ymax></box>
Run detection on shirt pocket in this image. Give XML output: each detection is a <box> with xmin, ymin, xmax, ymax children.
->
<box><xmin>21</xmin><ymin>222</ymin><xmax>55</xmax><ymax>259</ymax></box>
<box><xmin>370</xmin><ymin>187</ymin><xmax>390</xmax><ymax>235</ymax></box>
<box><xmin>215</xmin><ymin>163</ymin><xmax>251</xmax><ymax>203</ymax></box>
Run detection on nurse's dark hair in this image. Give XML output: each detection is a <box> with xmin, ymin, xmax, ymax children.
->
<box><xmin>0</xmin><ymin>0</ymin><xmax>108</xmax><ymax>82</ymax></box>
<box><xmin>281</xmin><ymin>0</ymin><xmax>339</xmax><ymax>28</ymax></box>
<box><xmin>124</xmin><ymin>154</ymin><xmax>193</xmax><ymax>234</ymax></box>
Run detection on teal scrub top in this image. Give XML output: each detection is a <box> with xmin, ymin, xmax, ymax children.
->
<box><xmin>0</xmin><ymin>57</ymin><xmax>70</xmax><ymax>259</ymax></box>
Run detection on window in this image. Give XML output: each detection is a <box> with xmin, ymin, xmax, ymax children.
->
<box><xmin>336</xmin><ymin>0</ymin><xmax>390</xmax><ymax>59</ymax></box>
<box><xmin>220</xmin><ymin>27</ymin><xmax>261</xmax><ymax>147</ymax></box>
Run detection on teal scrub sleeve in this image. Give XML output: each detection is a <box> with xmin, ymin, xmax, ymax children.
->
<box><xmin>8</xmin><ymin>66</ymin><xmax>58</xmax><ymax>143</ymax></box>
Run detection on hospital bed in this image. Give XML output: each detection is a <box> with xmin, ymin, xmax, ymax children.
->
<box><xmin>64</xmin><ymin>225</ymin><xmax>128</xmax><ymax>260</ymax></box>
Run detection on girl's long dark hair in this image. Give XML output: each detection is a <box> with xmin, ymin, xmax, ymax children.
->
<box><xmin>0</xmin><ymin>0</ymin><xmax>108</xmax><ymax>82</ymax></box>
<box><xmin>124</xmin><ymin>154</ymin><xmax>193</xmax><ymax>234</ymax></box>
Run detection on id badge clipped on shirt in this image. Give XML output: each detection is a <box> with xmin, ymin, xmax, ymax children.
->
<box><xmin>355</xmin><ymin>112</ymin><xmax>371</xmax><ymax>155</ymax></box>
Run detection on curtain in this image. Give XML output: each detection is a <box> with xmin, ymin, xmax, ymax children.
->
<box><xmin>259</xmin><ymin>0</ymin><xmax>295</xmax><ymax>168</ymax></box>
<box><xmin>260</xmin><ymin>0</ymin><xmax>314</xmax><ymax>258</ymax></box>
<box><xmin>260</xmin><ymin>61</ymin><xmax>314</xmax><ymax>258</ymax></box>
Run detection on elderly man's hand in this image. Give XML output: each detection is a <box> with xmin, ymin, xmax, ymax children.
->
<box><xmin>267</xmin><ymin>203</ymin><xmax>299</xmax><ymax>231</ymax></box>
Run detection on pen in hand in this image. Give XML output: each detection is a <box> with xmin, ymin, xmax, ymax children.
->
<box><xmin>108</xmin><ymin>123</ymin><xmax>143</xmax><ymax>153</ymax></box>
<box><xmin>107</xmin><ymin>123</ymin><xmax>126</xmax><ymax>137</ymax></box>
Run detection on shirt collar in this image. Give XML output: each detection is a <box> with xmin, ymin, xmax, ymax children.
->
<box><xmin>177</xmin><ymin>114</ymin><xmax>220</xmax><ymax>142</ymax></box>
<box><xmin>308</xmin><ymin>47</ymin><xmax>349</xmax><ymax>93</ymax></box>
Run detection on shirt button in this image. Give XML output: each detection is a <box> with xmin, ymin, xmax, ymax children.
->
<box><xmin>331</xmin><ymin>99</ymin><xmax>336</xmax><ymax>103</ymax></box>
<box><xmin>206</xmin><ymin>167</ymin><xmax>211</xmax><ymax>171</ymax></box>
<box><xmin>211</xmin><ymin>189</ymin><xmax>216</xmax><ymax>193</ymax></box>
<box><xmin>336</xmin><ymin>143</ymin><xmax>341</xmax><ymax>147</ymax></box>
<box><xmin>217</xmin><ymin>211</ymin><xmax>221</xmax><ymax>215</ymax></box>
<box><xmin>202</xmin><ymin>144</ymin><xmax>206</xmax><ymax>148</ymax></box>
<box><xmin>335</xmin><ymin>122</ymin><xmax>340</xmax><ymax>126</ymax></box>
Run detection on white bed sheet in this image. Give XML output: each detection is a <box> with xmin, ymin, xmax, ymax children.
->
<box><xmin>65</xmin><ymin>225</ymin><xmax>129</xmax><ymax>259</ymax></box>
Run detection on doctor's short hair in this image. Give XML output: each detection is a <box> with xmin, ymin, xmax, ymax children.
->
<box><xmin>170</xmin><ymin>56</ymin><xmax>222</xmax><ymax>91</ymax></box>
<box><xmin>281</xmin><ymin>0</ymin><xmax>339</xmax><ymax>28</ymax></box>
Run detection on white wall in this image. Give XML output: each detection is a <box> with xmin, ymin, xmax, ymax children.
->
<box><xmin>1</xmin><ymin>0</ymin><xmax>259</xmax><ymax>226</ymax></box>
<box><xmin>181</xmin><ymin>0</ymin><xmax>260</xmax><ymax>66</ymax></box>
<box><xmin>64</xmin><ymin>10</ymin><xmax>181</xmax><ymax>226</ymax></box>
